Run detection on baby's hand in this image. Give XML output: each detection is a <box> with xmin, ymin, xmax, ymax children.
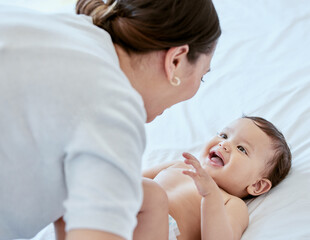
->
<box><xmin>182</xmin><ymin>152</ymin><xmax>218</xmax><ymax>197</ymax></box>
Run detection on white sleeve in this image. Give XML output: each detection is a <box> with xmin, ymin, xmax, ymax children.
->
<box><xmin>63</xmin><ymin>85</ymin><xmax>146</xmax><ymax>240</ymax></box>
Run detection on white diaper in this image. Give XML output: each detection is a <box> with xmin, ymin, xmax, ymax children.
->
<box><xmin>169</xmin><ymin>215</ymin><xmax>180</xmax><ymax>240</ymax></box>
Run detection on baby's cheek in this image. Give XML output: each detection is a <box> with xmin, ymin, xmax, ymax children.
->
<box><xmin>236</xmin><ymin>167</ymin><xmax>256</xmax><ymax>184</ymax></box>
<box><xmin>203</xmin><ymin>139</ymin><xmax>217</xmax><ymax>155</ymax></box>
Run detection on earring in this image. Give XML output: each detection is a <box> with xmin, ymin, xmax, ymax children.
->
<box><xmin>170</xmin><ymin>76</ymin><xmax>181</xmax><ymax>86</ymax></box>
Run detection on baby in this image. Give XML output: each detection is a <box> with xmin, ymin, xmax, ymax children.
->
<box><xmin>134</xmin><ymin>116</ymin><xmax>291</xmax><ymax>240</ymax></box>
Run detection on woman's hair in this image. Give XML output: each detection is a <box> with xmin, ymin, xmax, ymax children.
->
<box><xmin>76</xmin><ymin>0</ymin><xmax>221</xmax><ymax>63</ymax></box>
<box><xmin>243</xmin><ymin>116</ymin><xmax>292</xmax><ymax>189</ymax></box>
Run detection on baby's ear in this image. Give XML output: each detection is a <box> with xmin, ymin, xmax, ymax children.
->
<box><xmin>247</xmin><ymin>178</ymin><xmax>272</xmax><ymax>196</ymax></box>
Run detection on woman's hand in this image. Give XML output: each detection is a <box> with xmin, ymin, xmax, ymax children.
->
<box><xmin>182</xmin><ymin>152</ymin><xmax>218</xmax><ymax>197</ymax></box>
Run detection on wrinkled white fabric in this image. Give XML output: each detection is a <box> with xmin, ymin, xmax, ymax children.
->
<box><xmin>168</xmin><ymin>215</ymin><xmax>180</xmax><ymax>240</ymax></box>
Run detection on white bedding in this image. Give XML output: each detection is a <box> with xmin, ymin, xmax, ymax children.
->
<box><xmin>143</xmin><ymin>0</ymin><xmax>310</xmax><ymax>239</ymax></box>
<box><xmin>9</xmin><ymin>0</ymin><xmax>310</xmax><ymax>239</ymax></box>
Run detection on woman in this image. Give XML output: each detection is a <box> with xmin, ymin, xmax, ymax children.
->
<box><xmin>0</xmin><ymin>0</ymin><xmax>221</xmax><ymax>239</ymax></box>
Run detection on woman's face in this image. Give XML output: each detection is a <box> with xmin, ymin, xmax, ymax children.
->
<box><xmin>178</xmin><ymin>53</ymin><xmax>214</xmax><ymax>101</ymax></box>
<box><xmin>146</xmin><ymin>52</ymin><xmax>214</xmax><ymax>122</ymax></box>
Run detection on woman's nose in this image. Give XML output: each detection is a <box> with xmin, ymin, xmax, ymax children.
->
<box><xmin>218</xmin><ymin>141</ymin><xmax>230</xmax><ymax>152</ymax></box>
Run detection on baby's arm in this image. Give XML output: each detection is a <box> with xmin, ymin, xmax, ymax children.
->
<box><xmin>200</xmin><ymin>193</ymin><xmax>248</xmax><ymax>240</ymax></box>
<box><xmin>142</xmin><ymin>160</ymin><xmax>180</xmax><ymax>179</ymax></box>
<box><xmin>182</xmin><ymin>153</ymin><xmax>248</xmax><ymax>240</ymax></box>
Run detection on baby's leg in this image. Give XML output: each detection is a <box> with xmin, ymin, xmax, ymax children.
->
<box><xmin>133</xmin><ymin>178</ymin><xmax>169</xmax><ymax>240</ymax></box>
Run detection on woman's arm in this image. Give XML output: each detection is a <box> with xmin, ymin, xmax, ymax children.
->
<box><xmin>54</xmin><ymin>217</ymin><xmax>66</xmax><ymax>240</ymax></box>
<box><xmin>54</xmin><ymin>218</ymin><xmax>126</xmax><ymax>240</ymax></box>
<box><xmin>66</xmin><ymin>229</ymin><xmax>125</xmax><ymax>240</ymax></box>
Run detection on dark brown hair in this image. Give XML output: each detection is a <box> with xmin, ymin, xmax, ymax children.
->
<box><xmin>243</xmin><ymin>116</ymin><xmax>292</xmax><ymax>189</ymax></box>
<box><xmin>76</xmin><ymin>0</ymin><xmax>221</xmax><ymax>63</ymax></box>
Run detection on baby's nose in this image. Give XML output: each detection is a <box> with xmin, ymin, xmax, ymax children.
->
<box><xmin>219</xmin><ymin>141</ymin><xmax>230</xmax><ymax>151</ymax></box>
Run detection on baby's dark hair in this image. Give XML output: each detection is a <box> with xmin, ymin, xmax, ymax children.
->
<box><xmin>243</xmin><ymin>115</ymin><xmax>292</xmax><ymax>189</ymax></box>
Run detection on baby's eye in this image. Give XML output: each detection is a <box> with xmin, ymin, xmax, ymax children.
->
<box><xmin>218</xmin><ymin>133</ymin><xmax>227</xmax><ymax>139</ymax></box>
<box><xmin>237</xmin><ymin>146</ymin><xmax>247</xmax><ymax>155</ymax></box>
<box><xmin>201</xmin><ymin>77</ymin><xmax>205</xmax><ymax>83</ymax></box>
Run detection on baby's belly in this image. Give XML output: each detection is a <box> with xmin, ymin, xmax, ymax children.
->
<box><xmin>154</xmin><ymin>167</ymin><xmax>202</xmax><ymax>240</ymax></box>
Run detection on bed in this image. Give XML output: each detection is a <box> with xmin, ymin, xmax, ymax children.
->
<box><xmin>13</xmin><ymin>0</ymin><xmax>310</xmax><ymax>239</ymax></box>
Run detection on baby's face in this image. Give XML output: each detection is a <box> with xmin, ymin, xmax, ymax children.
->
<box><xmin>200</xmin><ymin>118</ymin><xmax>274</xmax><ymax>198</ymax></box>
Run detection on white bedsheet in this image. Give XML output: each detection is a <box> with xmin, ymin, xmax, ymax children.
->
<box><xmin>10</xmin><ymin>0</ymin><xmax>310</xmax><ymax>239</ymax></box>
<box><xmin>143</xmin><ymin>0</ymin><xmax>310</xmax><ymax>239</ymax></box>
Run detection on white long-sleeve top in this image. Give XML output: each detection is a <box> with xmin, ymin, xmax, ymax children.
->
<box><xmin>0</xmin><ymin>5</ymin><xmax>146</xmax><ymax>240</ymax></box>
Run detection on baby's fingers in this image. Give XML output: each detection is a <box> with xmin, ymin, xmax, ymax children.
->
<box><xmin>183</xmin><ymin>152</ymin><xmax>197</xmax><ymax>160</ymax></box>
<box><xmin>182</xmin><ymin>169</ymin><xmax>197</xmax><ymax>179</ymax></box>
<box><xmin>183</xmin><ymin>152</ymin><xmax>202</xmax><ymax>170</ymax></box>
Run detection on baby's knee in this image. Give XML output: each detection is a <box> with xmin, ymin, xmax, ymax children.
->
<box><xmin>142</xmin><ymin>178</ymin><xmax>169</xmax><ymax>211</ymax></box>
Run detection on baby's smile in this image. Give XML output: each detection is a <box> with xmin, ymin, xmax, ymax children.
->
<box><xmin>208</xmin><ymin>150</ymin><xmax>225</xmax><ymax>167</ymax></box>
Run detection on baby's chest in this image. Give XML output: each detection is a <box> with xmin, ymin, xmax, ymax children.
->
<box><xmin>154</xmin><ymin>165</ymin><xmax>195</xmax><ymax>191</ymax></box>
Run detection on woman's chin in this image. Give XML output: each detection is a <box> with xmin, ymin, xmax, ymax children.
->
<box><xmin>146</xmin><ymin>111</ymin><xmax>164</xmax><ymax>123</ymax></box>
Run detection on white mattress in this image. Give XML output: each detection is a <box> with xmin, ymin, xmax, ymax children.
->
<box><xmin>10</xmin><ymin>0</ymin><xmax>310</xmax><ymax>239</ymax></box>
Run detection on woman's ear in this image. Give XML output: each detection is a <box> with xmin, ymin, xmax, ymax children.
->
<box><xmin>164</xmin><ymin>45</ymin><xmax>189</xmax><ymax>83</ymax></box>
<box><xmin>247</xmin><ymin>178</ymin><xmax>272</xmax><ymax>196</ymax></box>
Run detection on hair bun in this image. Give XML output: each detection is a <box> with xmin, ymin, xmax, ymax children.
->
<box><xmin>76</xmin><ymin>0</ymin><xmax>221</xmax><ymax>63</ymax></box>
<box><xmin>76</xmin><ymin>0</ymin><xmax>118</xmax><ymax>24</ymax></box>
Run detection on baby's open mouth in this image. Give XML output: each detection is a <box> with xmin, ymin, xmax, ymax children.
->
<box><xmin>208</xmin><ymin>151</ymin><xmax>225</xmax><ymax>166</ymax></box>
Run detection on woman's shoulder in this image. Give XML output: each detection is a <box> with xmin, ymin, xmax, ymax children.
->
<box><xmin>0</xmin><ymin>5</ymin><xmax>116</xmax><ymax>65</ymax></box>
